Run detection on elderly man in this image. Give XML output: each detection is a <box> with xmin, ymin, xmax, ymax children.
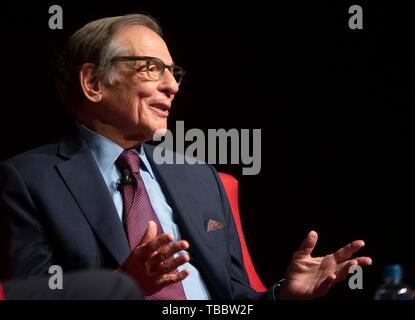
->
<box><xmin>0</xmin><ymin>14</ymin><xmax>371</xmax><ymax>299</ymax></box>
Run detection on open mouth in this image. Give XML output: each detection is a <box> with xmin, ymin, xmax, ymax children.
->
<box><xmin>149</xmin><ymin>104</ymin><xmax>170</xmax><ymax>117</ymax></box>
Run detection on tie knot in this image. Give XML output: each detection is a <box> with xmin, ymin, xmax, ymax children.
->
<box><xmin>116</xmin><ymin>150</ymin><xmax>140</xmax><ymax>173</ymax></box>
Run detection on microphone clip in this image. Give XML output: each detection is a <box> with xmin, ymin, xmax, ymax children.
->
<box><xmin>119</xmin><ymin>168</ymin><xmax>134</xmax><ymax>186</ymax></box>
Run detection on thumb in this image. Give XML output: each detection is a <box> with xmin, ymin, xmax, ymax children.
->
<box><xmin>140</xmin><ymin>221</ymin><xmax>158</xmax><ymax>245</ymax></box>
<box><xmin>297</xmin><ymin>230</ymin><xmax>318</xmax><ymax>256</ymax></box>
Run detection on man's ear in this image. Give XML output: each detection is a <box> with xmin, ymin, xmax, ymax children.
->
<box><xmin>79</xmin><ymin>63</ymin><xmax>104</xmax><ymax>103</ymax></box>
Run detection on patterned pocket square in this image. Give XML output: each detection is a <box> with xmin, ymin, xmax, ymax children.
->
<box><xmin>206</xmin><ymin>219</ymin><xmax>224</xmax><ymax>232</ymax></box>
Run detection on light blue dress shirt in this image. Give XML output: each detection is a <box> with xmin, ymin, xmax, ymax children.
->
<box><xmin>78</xmin><ymin>124</ymin><xmax>210</xmax><ymax>300</ymax></box>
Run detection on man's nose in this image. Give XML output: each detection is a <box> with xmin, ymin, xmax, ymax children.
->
<box><xmin>158</xmin><ymin>69</ymin><xmax>179</xmax><ymax>96</ymax></box>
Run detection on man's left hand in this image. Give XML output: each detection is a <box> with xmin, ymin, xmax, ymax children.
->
<box><xmin>278</xmin><ymin>230</ymin><xmax>372</xmax><ymax>299</ymax></box>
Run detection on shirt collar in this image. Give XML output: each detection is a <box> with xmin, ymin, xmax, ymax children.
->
<box><xmin>77</xmin><ymin>123</ymin><xmax>155</xmax><ymax>179</ymax></box>
<box><xmin>137</xmin><ymin>144</ymin><xmax>155</xmax><ymax>179</ymax></box>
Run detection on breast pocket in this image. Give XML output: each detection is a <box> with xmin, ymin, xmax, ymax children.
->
<box><xmin>204</xmin><ymin>219</ymin><xmax>228</xmax><ymax>248</ymax></box>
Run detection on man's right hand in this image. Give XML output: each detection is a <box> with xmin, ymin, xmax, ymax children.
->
<box><xmin>119</xmin><ymin>221</ymin><xmax>190</xmax><ymax>296</ymax></box>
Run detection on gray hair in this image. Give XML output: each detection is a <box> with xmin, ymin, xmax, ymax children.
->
<box><xmin>55</xmin><ymin>14</ymin><xmax>162</xmax><ymax>108</ymax></box>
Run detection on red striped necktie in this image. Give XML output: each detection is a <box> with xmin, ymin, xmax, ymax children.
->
<box><xmin>116</xmin><ymin>150</ymin><xmax>187</xmax><ymax>300</ymax></box>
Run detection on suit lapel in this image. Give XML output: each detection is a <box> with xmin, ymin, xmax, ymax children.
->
<box><xmin>143</xmin><ymin>144</ymin><xmax>231</xmax><ymax>299</ymax></box>
<box><xmin>56</xmin><ymin>134</ymin><xmax>130</xmax><ymax>265</ymax></box>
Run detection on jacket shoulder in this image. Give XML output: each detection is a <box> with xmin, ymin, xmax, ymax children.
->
<box><xmin>2</xmin><ymin>143</ymin><xmax>60</xmax><ymax>170</ymax></box>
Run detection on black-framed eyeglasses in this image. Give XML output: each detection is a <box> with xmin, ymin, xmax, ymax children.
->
<box><xmin>110</xmin><ymin>55</ymin><xmax>185</xmax><ymax>85</ymax></box>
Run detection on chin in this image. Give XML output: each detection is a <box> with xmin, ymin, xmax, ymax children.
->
<box><xmin>141</xmin><ymin>121</ymin><xmax>167</xmax><ymax>140</ymax></box>
<box><xmin>152</xmin><ymin>127</ymin><xmax>168</xmax><ymax>139</ymax></box>
<box><xmin>153</xmin><ymin>119</ymin><xmax>168</xmax><ymax>132</ymax></box>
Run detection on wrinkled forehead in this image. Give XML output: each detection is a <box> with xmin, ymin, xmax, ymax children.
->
<box><xmin>113</xmin><ymin>25</ymin><xmax>174</xmax><ymax>64</ymax></box>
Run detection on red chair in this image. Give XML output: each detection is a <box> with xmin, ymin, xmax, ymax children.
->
<box><xmin>0</xmin><ymin>283</ymin><xmax>5</xmax><ymax>300</ymax></box>
<box><xmin>218</xmin><ymin>172</ymin><xmax>267</xmax><ymax>292</ymax></box>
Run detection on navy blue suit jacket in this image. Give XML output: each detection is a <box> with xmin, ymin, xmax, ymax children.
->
<box><xmin>0</xmin><ymin>133</ymin><xmax>271</xmax><ymax>299</ymax></box>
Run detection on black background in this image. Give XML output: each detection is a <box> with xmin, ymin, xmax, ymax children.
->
<box><xmin>1</xmin><ymin>0</ymin><xmax>414</xmax><ymax>300</ymax></box>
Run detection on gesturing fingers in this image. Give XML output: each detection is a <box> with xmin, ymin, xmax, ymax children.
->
<box><xmin>147</xmin><ymin>240</ymin><xmax>190</xmax><ymax>273</ymax></box>
<box><xmin>333</xmin><ymin>240</ymin><xmax>365</xmax><ymax>262</ymax></box>
<box><xmin>354</xmin><ymin>256</ymin><xmax>372</xmax><ymax>266</ymax></box>
<box><xmin>295</xmin><ymin>230</ymin><xmax>318</xmax><ymax>257</ymax></box>
<box><xmin>334</xmin><ymin>260</ymin><xmax>358</xmax><ymax>283</ymax></box>
<box><xmin>135</xmin><ymin>233</ymin><xmax>174</xmax><ymax>262</ymax></box>
<box><xmin>140</xmin><ymin>221</ymin><xmax>158</xmax><ymax>245</ymax></box>
<box><xmin>334</xmin><ymin>256</ymin><xmax>372</xmax><ymax>283</ymax></box>
<box><xmin>316</xmin><ymin>274</ymin><xmax>336</xmax><ymax>297</ymax></box>
<box><xmin>153</xmin><ymin>253</ymin><xmax>190</xmax><ymax>276</ymax></box>
<box><xmin>155</xmin><ymin>269</ymin><xmax>190</xmax><ymax>287</ymax></box>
